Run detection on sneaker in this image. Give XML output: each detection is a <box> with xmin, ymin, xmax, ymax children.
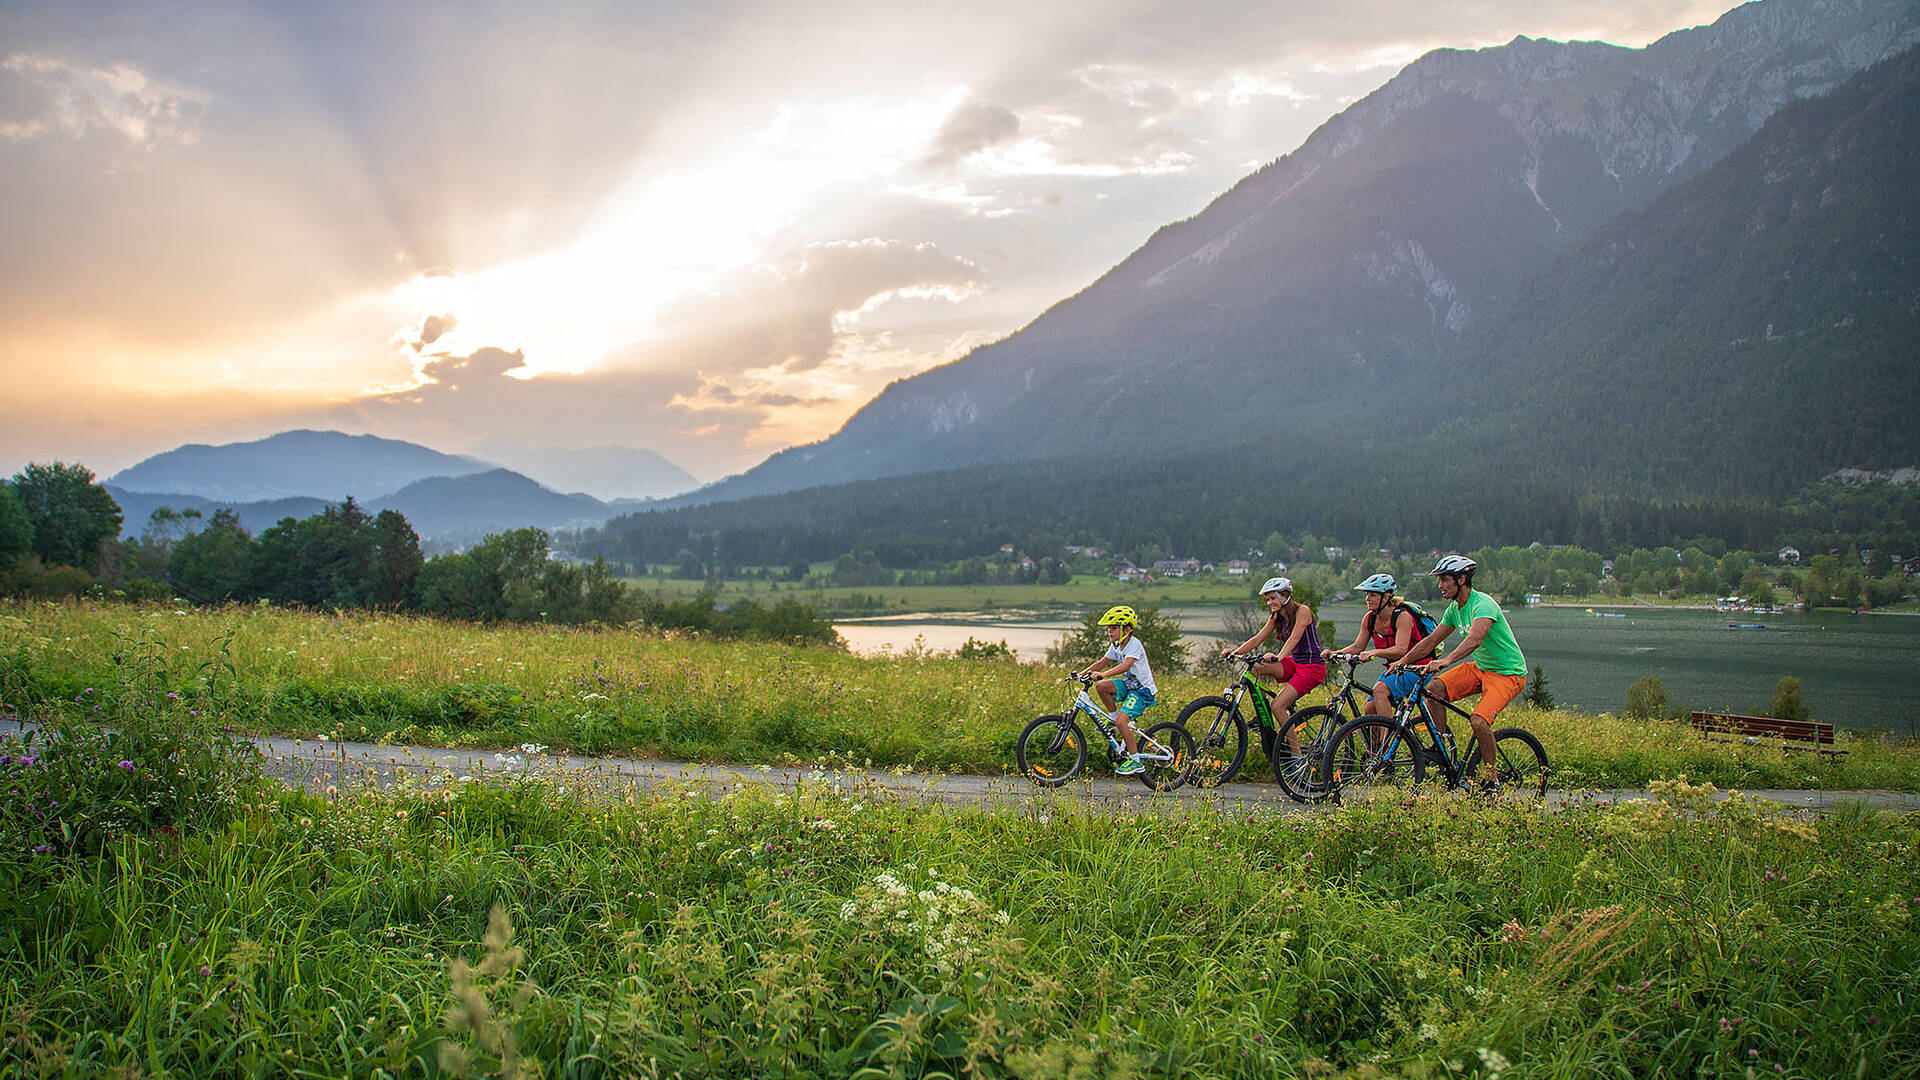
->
<box><xmin>1114</xmin><ymin>755</ymin><xmax>1145</xmax><ymax>776</ymax></box>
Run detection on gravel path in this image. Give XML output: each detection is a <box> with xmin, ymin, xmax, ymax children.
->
<box><xmin>260</xmin><ymin>734</ymin><xmax>1920</xmax><ymax>814</ymax></box>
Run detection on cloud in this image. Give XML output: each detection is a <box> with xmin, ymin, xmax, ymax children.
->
<box><xmin>923</xmin><ymin>99</ymin><xmax>1021</xmax><ymax>171</ymax></box>
<box><xmin>0</xmin><ymin>53</ymin><xmax>209</xmax><ymax>150</ymax></box>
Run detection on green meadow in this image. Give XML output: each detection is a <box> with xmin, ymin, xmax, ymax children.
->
<box><xmin>4</xmin><ymin>600</ymin><xmax>1919</xmax><ymax>791</ymax></box>
<box><xmin>2</xmin><ymin>599</ymin><xmax>1917</xmax><ymax>1077</ymax></box>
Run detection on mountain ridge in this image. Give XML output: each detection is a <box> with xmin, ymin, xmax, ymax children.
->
<box><xmin>666</xmin><ymin>0</ymin><xmax>1920</xmax><ymax>507</ymax></box>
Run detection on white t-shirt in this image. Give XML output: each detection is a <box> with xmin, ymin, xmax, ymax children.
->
<box><xmin>1105</xmin><ymin>637</ymin><xmax>1156</xmax><ymax>696</ymax></box>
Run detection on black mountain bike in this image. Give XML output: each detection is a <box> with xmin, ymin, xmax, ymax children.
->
<box><xmin>1320</xmin><ymin>669</ymin><xmax>1548</xmax><ymax>802</ymax></box>
<box><xmin>1268</xmin><ymin>654</ymin><xmax>1377</xmax><ymax>803</ymax></box>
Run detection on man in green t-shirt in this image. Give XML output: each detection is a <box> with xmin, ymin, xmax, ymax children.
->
<box><xmin>1388</xmin><ymin>555</ymin><xmax>1527</xmax><ymax>775</ymax></box>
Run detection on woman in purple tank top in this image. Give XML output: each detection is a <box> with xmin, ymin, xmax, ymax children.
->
<box><xmin>1221</xmin><ymin>576</ymin><xmax>1328</xmax><ymax>722</ymax></box>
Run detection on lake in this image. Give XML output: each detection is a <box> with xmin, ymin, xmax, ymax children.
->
<box><xmin>835</xmin><ymin>604</ymin><xmax>1920</xmax><ymax>735</ymax></box>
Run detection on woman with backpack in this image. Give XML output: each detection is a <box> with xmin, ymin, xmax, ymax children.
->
<box><xmin>1326</xmin><ymin>573</ymin><xmax>1434</xmax><ymax>717</ymax></box>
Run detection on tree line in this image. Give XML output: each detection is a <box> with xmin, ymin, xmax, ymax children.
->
<box><xmin>0</xmin><ymin>463</ymin><xmax>837</xmax><ymax>644</ymax></box>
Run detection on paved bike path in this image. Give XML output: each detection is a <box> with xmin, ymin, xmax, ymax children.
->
<box><xmin>259</xmin><ymin>735</ymin><xmax>1920</xmax><ymax>813</ymax></box>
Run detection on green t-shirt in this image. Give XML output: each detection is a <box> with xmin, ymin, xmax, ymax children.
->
<box><xmin>1441</xmin><ymin>590</ymin><xmax>1527</xmax><ymax>676</ymax></box>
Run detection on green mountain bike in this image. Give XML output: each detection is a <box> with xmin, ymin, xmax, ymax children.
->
<box><xmin>1175</xmin><ymin>652</ymin><xmax>1291</xmax><ymax>789</ymax></box>
<box><xmin>1017</xmin><ymin>674</ymin><xmax>1195</xmax><ymax>791</ymax></box>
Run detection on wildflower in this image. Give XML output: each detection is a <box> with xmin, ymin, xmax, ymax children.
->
<box><xmin>118</xmin><ymin>760</ymin><xmax>136</xmax><ymax>771</ymax></box>
<box><xmin>200</xmin><ymin>965</ymin><xmax>212</xmax><ymax>976</ymax></box>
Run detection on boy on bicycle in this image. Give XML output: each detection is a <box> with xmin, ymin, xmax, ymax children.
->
<box><xmin>1388</xmin><ymin>555</ymin><xmax>1526</xmax><ymax>780</ymax></box>
<box><xmin>1076</xmin><ymin>605</ymin><xmax>1158</xmax><ymax>775</ymax></box>
<box><xmin>1326</xmin><ymin>573</ymin><xmax>1430</xmax><ymax>717</ymax></box>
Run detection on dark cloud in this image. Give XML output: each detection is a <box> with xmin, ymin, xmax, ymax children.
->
<box><xmin>923</xmin><ymin>99</ymin><xmax>1020</xmax><ymax>171</ymax></box>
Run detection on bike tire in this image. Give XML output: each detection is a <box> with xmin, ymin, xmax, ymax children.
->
<box><xmin>1319</xmin><ymin>715</ymin><xmax>1424</xmax><ymax>804</ymax></box>
<box><xmin>1175</xmin><ymin>695</ymin><xmax>1247</xmax><ymax>788</ymax></box>
<box><xmin>1462</xmin><ymin>727</ymin><xmax>1550</xmax><ymax>798</ymax></box>
<box><xmin>1016</xmin><ymin>714</ymin><xmax>1087</xmax><ymax>787</ymax></box>
<box><xmin>1271</xmin><ymin>705</ymin><xmax>1343</xmax><ymax>804</ymax></box>
<box><xmin>1137</xmin><ymin>721</ymin><xmax>1197</xmax><ymax>792</ymax></box>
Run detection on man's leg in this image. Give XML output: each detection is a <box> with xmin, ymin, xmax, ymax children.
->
<box><xmin>1469</xmin><ymin>673</ymin><xmax>1527</xmax><ymax>769</ymax></box>
<box><xmin>1428</xmin><ymin>667</ymin><xmax>1478</xmax><ymax>761</ymax></box>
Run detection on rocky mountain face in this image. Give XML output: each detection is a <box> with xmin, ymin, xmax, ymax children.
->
<box><xmin>683</xmin><ymin>0</ymin><xmax>1920</xmax><ymax>504</ymax></box>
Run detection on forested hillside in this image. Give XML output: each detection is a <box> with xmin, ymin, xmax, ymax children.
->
<box><xmin>1432</xmin><ymin>43</ymin><xmax>1920</xmax><ymax>490</ymax></box>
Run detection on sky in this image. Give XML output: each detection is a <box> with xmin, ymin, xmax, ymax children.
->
<box><xmin>0</xmin><ymin>0</ymin><xmax>1742</xmax><ymax>488</ymax></box>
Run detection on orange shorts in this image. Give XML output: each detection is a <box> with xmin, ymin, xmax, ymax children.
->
<box><xmin>1433</xmin><ymin>663</ymin><xmax>1525</xmax><ymax>725</ymax></box>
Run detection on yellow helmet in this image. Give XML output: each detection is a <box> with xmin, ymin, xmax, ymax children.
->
<box><xmin>1098</xmin><ymin>605</ymin><xmax>1138</xmax><ymax>627</ymax></box>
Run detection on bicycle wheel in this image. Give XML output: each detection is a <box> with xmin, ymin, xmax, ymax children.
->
<box><xmin>1271</xmin><ymin>705</ymin><xmax>1342</xmax><ymax>804</ymax></box>
<box><xmin>1319</xmin><ymin>716</ymin><xmax>1423</xmax><ymax>803</ymax></box>
<box><xmin>1016</xmin><ymin>714</ymin><xmax>1087</xmax><ymax>787</ymax></box>
<box><xmin>1462</xmin><ymin>727</ymin><xmax>1549</xmax><ymax>798</ymax></box>
<box><xmin>1175</xmin><ymin>695</ymin><xmax>1247</xmax><ymax>788</ymax></box>
<box><xmin>1137</xmin><ymin>721</ymin><xmax>1197</xmax><ymax>792</ymax></box>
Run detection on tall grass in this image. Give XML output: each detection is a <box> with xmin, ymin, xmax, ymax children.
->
<box><xmin>1</xmin><ymin>771</ymin><xmax>1914</xmax><ymax>1078</ymax></box>
<box><xmin>4</xmin><ymin>599</ymin><xmax>1918</xmax><ymax>790</ymax></box>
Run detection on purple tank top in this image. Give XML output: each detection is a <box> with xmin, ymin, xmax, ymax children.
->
<box><xmin>1270</xmin><ymin>606</ymin><xmax>1323</xmax><ymax>664</ymax></box>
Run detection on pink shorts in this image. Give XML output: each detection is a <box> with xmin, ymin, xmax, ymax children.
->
<box><xmin>1278</xmin><ymin>657</ymin><xmax>1327</xmax><ymax>697</ymax></box>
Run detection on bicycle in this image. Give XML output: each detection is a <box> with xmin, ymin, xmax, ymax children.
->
<box><xmin>1173</xmin><ymin>652</ymin><xmax>1286</xmax><ymax>788</ymax></box>
<box><xmin>1267</xmin><ymin>654</ymin><xmax>1378</xmax><ymax>803</ymax></box>
<box><xmin>1319</xmin><ymin>669</ymin><xmax>1548</xmax><ymax>802</ymax></box>
<box><xmin>1016</xmin><ymin>674</ymin><xmax>1196</xmax><ymax>791</ymax></box>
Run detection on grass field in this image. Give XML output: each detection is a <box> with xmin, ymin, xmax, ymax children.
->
<box><xmin>5</xmin><ymin>600</ymin><xmax>1919</xmax><ymax>792</ymax></box>
<box><xmin>3</xmin><ymin>598</ymin><xmax>1917</xmax><ymax>1077</ymax></box>
<box><xmin>2</xmin><ymin>770</ymin><xmax>1915</xmax><ymax>1077</ymax></box>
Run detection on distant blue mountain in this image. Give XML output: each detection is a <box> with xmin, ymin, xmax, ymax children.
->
<box><xmin>109</xmin><ymin>429</ymin><xmax>491</xmax><ymax>502</ymax></box>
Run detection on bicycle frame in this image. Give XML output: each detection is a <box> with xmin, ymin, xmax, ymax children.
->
<box><xmin>1374</xmin><ymin>672</ymin><xmax>1478</xmax><ymax>783</ymax></box>
<box><xmin>1058</xmin><ymin>679</ymin><xmax>1178</xmax><ymax>765</ymax></box>
<box><xmin>1213</xmin><ymin>654</ymin><xmax>1280</xmax><ymax>730</ymax></box>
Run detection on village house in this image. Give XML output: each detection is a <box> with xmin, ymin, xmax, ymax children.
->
<box><xmin>1114</xmin><ymin>561</ymin><xmax>1148</xmax><ymax>582</ymax></box>
<box><xmin>1226</xmin><ymin>559</ymin><xmax>1251</xmax><ymax>576</ymax></box>
<box><xmin>1777</xmin><ymin>546</ymin><xmax>1801</xmax><ymax>564</ymax></box>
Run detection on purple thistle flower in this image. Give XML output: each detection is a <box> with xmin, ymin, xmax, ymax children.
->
<box><xmin>118</xmin><ymin>760</ymin><xmax>136</xmax><ymax>770</ymax></box>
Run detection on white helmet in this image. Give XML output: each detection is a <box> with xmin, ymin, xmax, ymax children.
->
<box><xmin>1259</xmin><ymin>576</ymin><xmax>1292</xmax><ymax>596</ymax></box>
<box><xmin>1429</xmin><ymin>554</ymin><xmax>1477</xmax><ymax>577</ymax></box>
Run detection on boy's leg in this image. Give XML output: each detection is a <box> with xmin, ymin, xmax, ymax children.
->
<box><xmin>1097</xmin><ymin>680</ymin><xmax>1137</xmax><ymax>752</ymax></box>
<box><xmin>1114</xmin><ymin>692</ymin><xmax>1140</xmax><ymax>754</ymax></box>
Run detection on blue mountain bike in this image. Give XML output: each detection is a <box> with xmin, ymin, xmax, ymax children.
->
<box><xmin>1319</xmin><ymin>669</ymin><xmax>1548</xmax><ymax>802</ymax></box>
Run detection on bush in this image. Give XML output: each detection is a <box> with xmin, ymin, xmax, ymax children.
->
<box><xmin>1769</xmin><ymin>675</ymin><xmax>1810</xmax><ymax>722</ymax></box>
<box><xmin>1524</xmin><ymin>664</ymin><xmax>1554</xmax><ymax>709</ymax></box>
<box><xmin>956</xmin><ymin>637</ymin><xmax>1016</xmax><ymax>662</ymax></box>
<box><xmin>1623</xmin><ymin>675</ymin><xmax>1684</xmax><ymax>721</ymax></box>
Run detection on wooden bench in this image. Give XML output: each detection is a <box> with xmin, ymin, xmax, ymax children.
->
<box><xmin>1689</xmin><ymin>711</ymin><xmax>1844</xmax><ymax>754</ymax></box>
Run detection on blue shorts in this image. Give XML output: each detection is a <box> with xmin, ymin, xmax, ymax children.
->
<box><xmin>1376</xmin><ymin>670</ymin><xmax>1424</xmax><ymax>707</ymax></box>
<box><xmin>1114</xmin><ymin>685</ymin><xmax>1158</xmax><ymax>718</ymax></box>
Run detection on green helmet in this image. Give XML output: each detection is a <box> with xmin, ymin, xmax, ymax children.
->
<box><xmin>1098</xmin><ymin>605</ymin><xmax>1137</xmax><ymax>627</ymax></box>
